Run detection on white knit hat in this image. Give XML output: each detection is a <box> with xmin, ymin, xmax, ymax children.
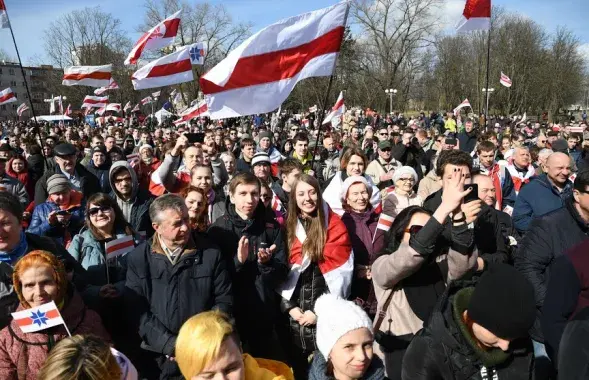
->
<box><xmin>315</xmin><ymin>293</ymin><xmax>373</xmax><ymax>359</ymax></box>
<box><xmin>139</xmin><ymin>144</ymin><xmax>153</xmax><ymax>153</ymax></box>
<box><xmin>251</xmin><ymin>152</ymin><xmax>271</xmax><ymax>166</ymax></box>
<box><xmin>340</xmin><ymin>175</ymin><xmax>372</xmax><ymax>202</ymax></box>
<box><xmin>392</xmin><ymin>166</ymin><xmax>418</xmax><ymax>184</ymax></box>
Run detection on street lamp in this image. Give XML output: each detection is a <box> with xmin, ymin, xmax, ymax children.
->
<box><xmin>385</xmin><ymin>89</ymin><xmax>397</xmax><ymax>115</ymax></box>
<box><xmin>481</xmin><ymin>88</ymin><xmax>494</xmax><ymax>116</ymax></box>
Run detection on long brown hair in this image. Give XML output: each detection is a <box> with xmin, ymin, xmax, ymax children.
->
<box><xmin>286</xmin><ymin>174</ymin><xmax>327</xmax><ymax>262</ymax></box>
<box><xmin>180</xmin><ymin>186</ymin><xmax>209</xmax><ymax>232</ymax></box>
<box><xmin>85</xmin><ymin>193</ymin><xmax>134</xmax><ymax>239</ymax></box>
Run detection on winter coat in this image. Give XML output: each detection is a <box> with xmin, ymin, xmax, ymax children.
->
<box><xmin>27</xmin><ymin>191</ymin><xmax>85</xmax><ymax>247</ymax></box>
<box><xmin>556</xmin><ymin>307</ymin><xmax>589</xmax><ymax>380</ymax></box>
<box><xmin>391</xmin><ymin>143</ymin><xmax>426</xmax><ymax>180</ymax></box>
<box><xmin>457</xmin><ymin>129</ymin><xmax>478</xmax><ymax>154</ymax></box>
<box><xmin>208</xmin><ymin>201</ymin><xmax>289</xmax><ymax>349</ymax></box>
<box><xmin>0</xmin><ymin>287</ymin><xmax>110</xmax><ymax>380</ymax></box>
<box><xmin>383</xmin><ymin>191</ymin><xmax>423</xmax><ymax>220</ymax></box>
<box><xmin>86</xmin><ymin>160</ymin><xmax>112</xmax><ymax>194</ymax></box>
<box><xmin>6</xmin><ymin>158</ymin><xmax>34</xmax><ymax>202</ymax></box>
<box><xmin>512</xmin><ymin>173</ymin><xmax>573</xmax><ymax>233</ymax></box>
<box><xmin>236</xmin><ymin>158</ymin><xmax>252</xmax><ymax>173</ymax></box>
<box><xmin>309</xmin><ymin>351</ymin><xmax>386</xmax><ymax>380</ymax></box>
<box><xmin>341</xmin><ymin>210</ymin><xmax>385</xmax><ymax>314</ymax></box>
<box><xmin>34</xmin><ymin>164</ymin><xmax>100</xmax><ymax>206</ymax></box>
<box><xmin>365</xmin><ymin>157</ymin><xmax>402</xmax><ymax>191</ymax></box>
<box><xmin>0</xmin><ymin>173</ymin><xmax>29</xmax><ymax>207</ymax></box>
<box><xmin>68</xmin><ymin>227</ymin><xmax>141</xmax><ymax>309</ymax></box>
<box><xmin>124</xmin><ymin>232</ymin><xmax>232</xmax><ymax>379</ymax></box>
<box><xmin>109</xmin><ymin>161</ymin><xmax>154</xmax><ymax>237</ymax></box>
<box><xmin>402</xmin><ymin>277</ymin><xmax>534</xmax><ymax>380</ymax></box>
<box><xmin>514</xmin><ymin>198</ymin><xmax>589</xmax><ymax>343</ymax></box>
<box><xmin>417</xmin><ymin>170</ymin><xmax>441</xmax><ymax>201</ymax></box>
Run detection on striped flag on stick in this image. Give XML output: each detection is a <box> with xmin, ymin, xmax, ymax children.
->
<box><xmin>11</xmin><ymin>301</ymin><xmax>70</xmax><ymax>335</ymax></box>
<box><xmin>105</xmin><ymin>235</ymin><xmax>135</xmax><ymax>259</ymax></box>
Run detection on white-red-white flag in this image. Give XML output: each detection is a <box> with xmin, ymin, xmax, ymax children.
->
<box><xmin>11</xmin><ymin>301</ymin><xmax>67</xmax><ymax>334</ymax></box>
<box><xmin>125</xmin><ymin>10</ymin><xmax>182</xmax><ymax>65</ymax></box>
<box><xmin>141</xmin><ymin>96</ymin><xmax>153</xmax><ymax>105</ymax></box>
<box><xmin>173</xmin><ymin>101</ymin><xmax>209</xmax><ymax>126</ymax></box>
<box><xmin>200</xmin><ymin>2</ymin><xmax>348</xmax><ymax>120</ymax></box>
<box><xmin>132</xmin><ymin>43</ymin><xmax>200</xmax><ymax>90</ymax></box>
<box><xmin>81</xmin><ymin>95</ymin><xmax>108</xmax><ymax>109</ymax></box>
<box><xmin>455</xmin><ymin>0</ymin><xmax>491</xmax><ymax>33</ymax></box>
<box><xmin>453</xmin><ymin>98</ymin><xmax>472</xmax><ymax>115</ymax></box>
<box><xmin>65</xmin><ymin>104</ymin><xmax>72</xmax><ymax>116</ymax></box>
<box><xmin>94</xmin><ymin>80</ymin><xmax>119</xmax><ymax>95</ymax></box>
<box><xmin>63</xmin><ymin>65</ymin><xmax>113</xmax><ymax>87</ymax></box>
<box><xmin>0</xmin><ymin>88</ymin><xmax>16</xmax><ymax>105</ymax></box>
<box><xmin>106</xmin><ymin>103</ymin><xmax>121</xmax><ymax>113</ymax></box>
<box><xmin>57</xmin><ymin>96</ymin><xmax>64</xmax><ymax>114</ymax></box>
<box><xmin>0</xmin><ymin>0</ymin><xmax>9</xmax><ymax>29</ymax></box>
<box><xmin>105</xmin><ymin>235</ymin><xmax>135</xmax><ymax>258</ymax></box>
<box><xmin>500</xmin><ymin>72</ymin><xmax>512</xmax><ymax>88</ymax></box>
<box><xmin>322</xmin><ymin>91</ymin><xmax>345</xmax><ymax>125</ymax></box>
<box><xmin>132</xmin><ymin>104</ymin><xmax>140</xmax><ymax>113</ymax></box>
<box><xmin>95</xmin><ymin>107</ymin><xmax>107</xmax><ymax>116</ymax></box>
<box><xmin>152</xmin><ymin>91</ymin><xmax>161</xmax><ymax>98</ymax></box>
<box><xmin>123</xmin><ymin>101</ymin><xmax>132</xmax><ymax>111</ymax></box>
<box><xmin>16</xmin><ymin>103</ymin><xmax>28</xmax><ymax>116</ymax></box>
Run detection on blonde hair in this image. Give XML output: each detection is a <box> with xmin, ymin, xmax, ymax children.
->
<box><xmin>37</xmin><ymin>335</ymin><xmax>121</xmax><ymax>380</ymax></box>
<box><xmin>176</xmin><ymin>310</ymin><xmax>240</xmax><ymax>379</ymax></box>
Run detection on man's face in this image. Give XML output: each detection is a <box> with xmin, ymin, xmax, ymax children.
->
<box><xmin>478</xmin><ymin>150</ymin><xmax>495</xmax><ymax>168</ymax></box>
<box><xmin>294</xmin><ymin>140</ymin><xmax>308</xmax><ymax>157</ymax></box>
<box><xmin>568</xmin><ymin>137</ymin><xmax>578</xmax><ymax>150</ymax></box>
<box><xmin>442</xmin><ymin>164</ymin><xmax>472</xmax><ymax>188</ymax></box>
<box><xmin>230</xmin><ymin>183</ymin><xmax>260</xmax><ymax>218</ymax></box>
<box><xmin>140</xmin><ymin>133</ymin><xmax>150</xmax><ymax>144</ymax></box>
<box><xmin>243</xmin><ymin>144</ymin><xmax>255</xmax><ymax>160</ymax></box>
<box><xmin>379</xmin><ymin>147</ymin><xmax>391</xmax><ymax>161</ymax></box>
<box><xmin>574</xmin><ymin>187</ymin><xmax>589</xmax><ymax>218</ymax></box>
<box><xmin>0</xmin><ymin>210</ymin><xmax>24</xmax><ymax>253</ymax></box>
<box><xmin>474</xmin><ymin>176</ymin><xmax>496</xmax><ymax>207</ymax></box>
<box><xmin>537</xmin><ymin>136</ymin><xmax>547</xmax><ymax>148</ymax></box>
<box><xmin>45</xmin><ymin>139</ymin><xmax>55</xmax><ymax>147</ymax></box>
<box><xmin>204</xmin><ymin>132</ymin><xmax>214</xmax><ymax>147</ymax></box>
<box><xmin>55</xmin><ymin>154</ymin><xmax>76</xmax><ymax>173</ymax></box>
<box><xmin>132</xmin><ymin>129</ymin><xmax>139</xmax><ymax>139</ymax></box>
<box><xmin>259</xmin><ymin>137</ymin><xmax>271</xmax><ymax>150</ymax></box>
<box><xmin>222</xmin><ymin>156</ymin><xmax>235</xmax><ymax>174</ymax></box>
<box><xmin>229</xmin><ymin>130</ymin><xmax>238</xmax><ymax>141</ymax></box>
<box><xmin>377</xmin><ymin>129</ymin><xmax>389</xmax><ymax>141</ymax></box>
<box><xmin>392</xmin><ymin>125</ymin><xmax>400</xmax><ymax>133</ymax></box>
<box><xmin>514</xmin><ymin>149</ymin><xmax>531</xmax><ymax>168</ymax></box>
<box><xmin>113</xmin><ymin>169</ymin><xmax>133</xmax><ymax>197</ymax></box>
<box><xmin>402</xmin><ymin>133</ymin><xmax>414</xmax><ymax>146</ymax></box>
<box><xmin>140</xmin><ymin>149</ymin><xmax>154</xmax><ymax>164</ymax></box>
<box><xmin>351</xmin><ymin>128</ymin><xmax>360</xmax><ymax>139</ymax></box>
<box><xmin>153</xmin><ymin>208</ymin><xmax>190</xmax><ymax>247</ymax></box>
<box><xmin>546</xmin><ymin>155</ymin><xmax>571</xmax><ymax>186</ymax></box>
<box><xmin>253</xmin><ymin>162</ymin><xmax>271</xmax><ymax>181</ymax></box>
<box><xmin>465</xmin><ymin>122</ymin><xmax>474</xmax><ymax>133</ymax></box>
<box><xmin>8</xmin><ymin>136</ymin><xmax>18</xmax><ymax>148</ymax></box>
<box><xmin>184</xmin><ymin>147</ymin><xmax>201</xmax><ymax>171</ymax></box>
<box><xmin>323</xmin><ymin>137</ymin><xmax>334</xmax><ymax>151</ymax></box>
<box><xmin>105</xmin><ymin>137</ymin><xmax>115</xmax><ymax>151</ymax></box>
<box><xmin>548</xmin><ymin>135</ymin><xmax>557</xmax><ymax>144</ymax></box>
<box><xmin>92</xmin><ymin>152</ymin><xmax>105</xmax><ymax>166</ymax></box>
<box><xmin>283</xmin><ymin>169</ymin><xmax>302</xmax><ymax>189</ymax></box>
<box><xmin>154</xmin><ymin>129</ymin><xmax>163</xmax><ymax>139</ymax></box>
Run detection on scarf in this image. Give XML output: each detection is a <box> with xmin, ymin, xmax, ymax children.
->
<box><xmin>207</xmin><ymin>188</ymin><xmax>216</xmax><ymax>225</ymax></box>
<box><xmin>0</xmin><ymin>230</ymin><xmax>28</xmax><ymax>265</ymax></box>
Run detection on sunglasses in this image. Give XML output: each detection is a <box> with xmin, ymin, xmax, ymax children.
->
<box><xmin>380</xmin><ymin>148</ymin><xmax>391</xmax><ymax>152</ymax></box>
<box><xmin>404</xmin><ymin>225</ymin><xmax>423</xmax><ymax>234</ymax></box>
<box><xmin>88</xmin><ymin>205</ymin><xmax>111</xmax><ymax>216</ymax></box>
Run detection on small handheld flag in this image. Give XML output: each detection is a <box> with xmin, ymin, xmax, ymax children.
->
<box><xmin>11</xmin><ymin>301</ymin><xmax>70</xmax><ymax>335</ymax></box>
<box><xmin>105</xmin><ymin>235</ymin><xmax>135</xmax><ymax>259</ymax></box>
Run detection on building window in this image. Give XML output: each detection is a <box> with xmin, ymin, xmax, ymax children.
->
<box><xmin>10</xmin><ymin>81</ymin><xmax>16</xmax><ymax>87</ymax></box>
<box><xmin>9</xmin><ymin>69</ymin><xmax>15</xmax><ymax>75</ymax></box>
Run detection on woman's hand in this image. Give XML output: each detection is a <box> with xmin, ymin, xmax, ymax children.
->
<box><xmin>299</xmin><ymin>310</ymin><xmax>317</xmax><ymax>326</ymax></box>
<box><xmin>441</xmin><ymin>167</ymin><xmax>472</xmax><ymax>214</ymax></box>
<box><xmin>289</xmin><ymin>307</ymin><xmax>304</xmax><ymax>322</ymax></box>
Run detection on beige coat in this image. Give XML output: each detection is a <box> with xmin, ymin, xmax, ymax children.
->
<box><xmin>382</xmin><ymin>191</ymin><xmax>423</xmax><ymax>219</ymax></box>
<box><xmin>417</xmin><ymin>170</ymin><xmax>441</xmax><ymax>200</ymax></box>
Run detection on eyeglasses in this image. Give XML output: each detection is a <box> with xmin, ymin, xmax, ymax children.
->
<box><xmin>379</xmin><ymin>133</ymin><xmax>388</xmax><ymax>136</ymax></box>
<box><xmin>397</xmin><ymin>177</ymin><xmax>415</xmax><ymax>183</ymax></box>
<box><xmin>114</xmin><ymin>176</ymin><xmax>132</xmax><ymax>184</ymax></box>
<box><xmin>404</xmin><ymin>225</ymin><xmax>423</xmax><ymax>234</ymax></box>
<box><xmin>88</xmin><ymin>205</ymin><xmax>111</xmax><ymax>216</ymax></box>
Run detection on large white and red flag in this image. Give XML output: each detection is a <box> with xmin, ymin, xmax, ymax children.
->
<box><xmin>0</xmin><ymin>88</ymin><xmax>16</xmax><ymax>105</ymax></box>
<box><xmin>500</xmin><ymin>72</ymin><xmax>512</xmax><ymax>88</ymax></box>
<box><xmin>453</xmin><ymin>98</ymin><xmax>472</xmax><ymax>115</ymax></box>
<box><xmin>106</xmin><ymin>103</ymin><xmax>122</xmax><ymax>113</ymax></box>
<box><xmin>200</xmin><ymin>2</ymin><xmax>349</xmax><ymax>120</ymax></box>
<box><xmin>81</xmin><ymin>95</ymin><xmax>108</xmax><ymax>108</ymax></box>
<box><xmin>0</xmin><ymin>0</ymin><xmax>9</xmax><ymax>29</ymax></box>
<box><xmin>95</xmin><ymin>106</ymin><xmax>107</xmax><ymax>116</ymax></box>
<box><xmin>322</xmin><ymin>91</ymin><xmax>345</xmax><ymax>125</ymax></box>
<box><xmin>455</xmin><ymin>0</ymin><xmax>491</xmax><ymax>33</ymax></box>
<box><xmin>94</xmin><ymin>80</ymin><xmax>119</xmax><ymax>95</ymax></box>
<box><xmin>63</xmin><ymin>65</ymin><xmax>113</xmax><ymax>87</ymax></box>
<box><xmin>125</xmin><ymin>10</ymin><xmax>182</xmax><ymax>65</ymax></box>
<box><xmin>65</xmin><ymin>104</ymin><xmax>72</xmax><ymax>116</ymax></box>
<box><xmin>173</xmin><ymin>101</ymin><xmax>209</xmax><ymax>126</ymax></box>
<box><xmin>132</xmin><ymin>104</ymin><xmax>140</xmax><ymax>112</ymax></box>
<box><xmin>140</xmin><ymin>96</ymin><xmax>153</xmax><ymax>105</ymax></box>
<box><xmin>12</xmin><ymin>301</ymin><xmax>67</xmax><ymax>334</ymax></box>
<box><xmin>132</xmin><ymin>43</ymin><xmax>202</xmax><ymax>90</ymax></box>
<box><xmin>16</xmin><ymin>103</ymin><xmax>28</xmax><ymax>116</ymax></box>
<box><xmin>123</xmin><ymin>101</ymin><xmax>132</xmax><ymax>111</ymax></box>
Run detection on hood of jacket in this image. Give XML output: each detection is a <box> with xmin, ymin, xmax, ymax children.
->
<box><xmin>308</xmin><ymin>351</ymin><xmax>385</xmax><ymax>380</ymax></box>
<box><xmin>109</xmin><ymin>161</ymin><xmax>138</xmax><ymax>201</ymax></box>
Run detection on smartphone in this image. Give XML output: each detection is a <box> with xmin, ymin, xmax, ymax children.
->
<box><xmin>55</xmin><ymin>210</ymin><xmax>70</xmax><ymax>216</ymax></box>
<box><xmin>463</xmin><ymin>184</ymin><xmax>479</xmax><ymax>203</ymax></box>
<box><xmin>184</xmin><ymin>133</ymin><xmax>205</xmax><ymax>144</ymax></box>
<box><xmin>259</xmin><ymin>242</ymin><xmax>268</xmax><ymax>253</ymax></box>
<box><xmin>445</xmin><ymin>138</ymin><xmax>457</xmax><ymax>146</ymax></box>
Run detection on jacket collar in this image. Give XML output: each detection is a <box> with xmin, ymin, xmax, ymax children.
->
<box><xmin>151</xmin><ymin>232</ymin><xmax>197</xmax><ymax>258</ymax></box>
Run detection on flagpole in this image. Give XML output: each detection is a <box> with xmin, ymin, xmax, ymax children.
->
<box><xmin>483</xmin><ymin>25</ymin><xmax>492</xmax><ymax>129</ymax></box>
<box><xmin>310</xmin><ymin>3</ymin><xmax>350</xmax><ymax>170</ymax></box>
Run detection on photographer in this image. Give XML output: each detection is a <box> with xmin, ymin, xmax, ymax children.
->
<box><xmin>391</xmin><ymin>129</ymin><xmax>427</xmax><ymax>181</ymax></box>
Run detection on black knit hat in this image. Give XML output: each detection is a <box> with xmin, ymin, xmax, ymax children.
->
<box><xmin>468</xmin><ymin>264</ymin><xmax>536</xmax><ymax>340</ymax></box>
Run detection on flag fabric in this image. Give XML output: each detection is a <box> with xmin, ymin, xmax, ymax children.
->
<box><xmin>63</xmin><ymin>65</ymin><xmax>113</xmax><ymax>87</ymax></box>
<box><xmin>187</xmin><ymin>42</ymin><xmax>206</xmax><ymax>65</ymax></box>
<box><xmin>173</xmin><ymin>101</ymin><xmax>209</xmax><ymax>126</ymax></box>
<box><xmin>570</xmin><ymin>125</ymin><xmax>585</xmax><ymax>133</ymax></box>
<box><xmin>131</xmin><ymin>43</ymin><xmax>201</xmax><ymax>90</ymax></box>
<box><xmin>123</xmin><ymin>101</ymin><xmax>132</xmax><ymax>111</ymax></box>
<box><xmin>0</xmin><ymin>0</ymin><xmax>9</xmax><ymax>29</ymax></box>
<box><xmin>106</xmin><ymin>103</ymin><xmax>121</xmax><ymax>112</ymax></box>
<box><xmin>376</xmin><ymin>213</ymin><xmax>394</xmax><ymax>232</ymax></box>
<box><xmin>453</xmin><ymin>98</ymin><xmax>471</xmax><ymax>115</ymax></box>
<box><xmin>94</xmin><ymin>80</ymin><xmax>119</xmax><ymax>95</ymax></box>
<box><xmin>11</xmin><ymin>301</ymin><xmax>66</xmax><ymax>334</ymax></box>
<box><xmin>322</xmin><ymin>91</ymin><xmax>345</xmax><ymax>125</ymax></box>
<box><xmin>16</xmin><ymin>103</ymin><xmax>28</xmax><ymax>116</ymax></box>
<box><xmin>152</xmin><ymin>91</ymin><xmax>161</xmax><ymax>98</ymax></box>
<box><xmin>141</xmin><ymin>96</ymin><xmax>153</xmax><ymax>105</ymax></box>
<box><xmin>0</xmin><ymin>88</ymin><xmax>16</xmax><ymax>105</ymax></box>
<box><xmin>173</xmin><ymin>91</ymin><xmax>183</xmax><ymax>105</ymax></box>
<box><xmin>309</xmin><ymin>105</ymin><xmax>318</xmax><ymax>113</ymax></box>
<box><xmin>132</xmin><ymin>104</ymin><xmax>140</xmax><ymax>113</ymax></box>
<box><xmin>200</xmin><ymin>2</ymin><xmax>348</xmax><ymax>120</ymax></box>
<box><xmin>500</xmin><ymin>72</ymin><xmax>512</xmax><ymax>88</ymax></box>
<box><xmin>57</xmin><ymin>96</ymin><xmax>64</xmax><ymax>114</ymax></box>
<box><xmin>105</xmin><ymin>235</ymin><xmax>135</xmax><ymax>258</ymax></box>
<box><xmin>81</xmin><ymin>95</ymin><xmax>108</xmax><ymax>109</ymax></box>
<box><xmin>456</xmin><ymin>0</ymin><xmax>491</xmax><ymax>32</ymax></box>
<box><xmin>125</xmin><ymin>10</ymin><xmax>182</xmax><ymax>65</ymax></box>
<box><xmin>95</xmin><ymin>106</ymin><xmax>106</xmax><ymax>116</ymax></box>
<box><xmin>65</xmin><ymin>104</ymin><xmax>72</xmax><ymax>116</ymax></box>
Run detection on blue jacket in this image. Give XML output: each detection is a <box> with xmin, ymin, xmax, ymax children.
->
<box><xmin>513</xmin><ymin>174</ymin><xmax>572</xmax><ymax>233</ymax></box>
<box><xmin>27</xmin><ymin>196</ymin><xmax>85</xmax><ymax>245</ymax></box>
<box><xmin>68</xmin><ymin>228</ymin><xmax>141</xmax><ymax>308</ymax></box>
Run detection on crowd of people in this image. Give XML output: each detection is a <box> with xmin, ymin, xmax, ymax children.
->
<box><xmin>0</xmin><ymin>109</ymin><xmax>587</xmax><ymax>380</ymax></box>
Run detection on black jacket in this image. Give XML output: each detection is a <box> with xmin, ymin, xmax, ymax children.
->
<box><xmin>391</xmin><ymin>142</ymin><xmax>426</xmax><ymax>180</ymax></box>
<box><xmin>236</xmin><ymin>158</ymin><xmax>252</xmax><ymax>173</ymax></box>
<box><xmin>124</xmin><ymin>233</ymin><xmax>232</xmax><ymax>358</ymax></box>
<box><xmin>402</xmin><ymin>277</ymin><xmax>534</xmax><ymax>380</ymax></box>
<box><xmin>208</xmin><ymin>201</ymin><xmax>288</xmax><ymax>327</ymax></box>
<box><xmin>86</xmin><ymin>161</ymin><xmax>112</xmax><ymax>194</ymax></box>
<box><xmin>457</xmin><ymin>130</ymin><xmax>478</xmax><ymax>154</ymax></box>
<box><xmin>34</xmin><ymin>164</ymin><xmax>100</xmax><ymax>205</ymax></box>
<box><xmin>557</xmin><ymin>307</ymin><xmax>589</xmax><ymax>380</ymax></box>
<box><xmin>514</xmin><ymin>198</ymin><xmax>589</xmax><ymax>342</ymax></box>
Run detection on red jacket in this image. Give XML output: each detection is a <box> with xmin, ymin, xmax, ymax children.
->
<box><xmin>0</xmin><ymin>290</ymin><xmax>110</xmax><ymax>380</ymax></box>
